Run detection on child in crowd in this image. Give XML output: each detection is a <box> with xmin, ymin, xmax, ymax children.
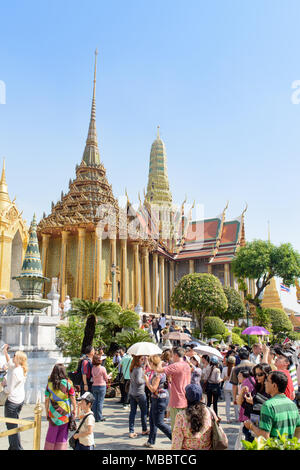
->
<box><xmin>74</xmin><ymin>392</ymin><xmax>95</xmax><ymax>450</ymax></box>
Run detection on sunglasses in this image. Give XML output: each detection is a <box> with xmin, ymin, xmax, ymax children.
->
<box><xmin>255</xmin><ymin>372</ymin><xmax>265</xmax><ymax>377</ymax></box>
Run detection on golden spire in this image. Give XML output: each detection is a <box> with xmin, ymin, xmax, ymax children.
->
<box><xmin>157</xmin><ymin>125</ymin><xmax>160</xmax><ymax>140</ymax></box>
<box><xmin>82</xmin><ymin>49</ymin><xmax>100</xmax><ymax>165</ymax></box>
<box><xmin>0</xmin><ymin>158</ymin><xmax>10</xmax><ymax>209</ymax></box>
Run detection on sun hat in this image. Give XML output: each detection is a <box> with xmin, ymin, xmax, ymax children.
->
<box><xmin>185</xmin><ymin>384</ymin><xmax>203</xmax><ymax>406</ymax></box>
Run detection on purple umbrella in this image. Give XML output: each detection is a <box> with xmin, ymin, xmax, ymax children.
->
<box><xmin>242</xmin><ymin>326</ymin><xmax>270</xmax><ymax>336</ymax></box>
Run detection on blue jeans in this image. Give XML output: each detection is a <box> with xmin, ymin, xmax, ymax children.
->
<box><xmin>75</xmin><ymin>441</ymin><xmax>95</xmax><ymax>450</ymax></box>
<box><xmin>148</xmin><ymin>396</ymin><xmax>172</xmax><ymax>445</ymax></box>
<box><xmin>92</xmin><ymin>385</ymin><xmax>106</xmax><ymax>421</ymax></box>
<box><xmin>4</xmin><ymin>399</ymin><xmax>24</xmax><ymax>450</ymax></box>
<box><xmin>129</xmin><ymin>394</ymin><xmax>148</xmax><ymax>433</ymax></box>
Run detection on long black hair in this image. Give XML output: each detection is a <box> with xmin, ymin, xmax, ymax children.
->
<box><xmin>186</xmin><ymin>402</ymin><xmax>206</xmax><ymax>434</ymax></box>
<box><xmin>49</xmin><ymin>363</ymin><xmax>68</xmax><ymax>390</ymax></box>
<box><xmin>253</xmin><ymin>363</ymin><xmax>272</xmax><ymax>393</ymax></box>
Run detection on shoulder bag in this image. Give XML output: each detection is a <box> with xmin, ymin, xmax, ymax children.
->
<box><xmin>69</xmin><ymin>412</ymin><xmax>93</xmax><ymax>450</ymax></box>
<box><xmin>207</xmin><ymin>406</ymin><xmax>228</xmax><ymax>450</ymax></box>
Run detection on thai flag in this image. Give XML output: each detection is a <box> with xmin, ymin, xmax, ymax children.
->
<box><xmin>280</xmin><ymin>283</ymin><xmax>290</xmax><ymax>293</ymax></box>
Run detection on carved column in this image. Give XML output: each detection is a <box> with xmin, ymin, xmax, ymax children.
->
<box><xmin>76</xmin><ymin>228</ymin><xmax>86</xmax><ymax>299</ymax></box>
<box><xmin>94</xmin><ymin>230</ymin><xmax>103</xmax><ymax>301</ymax></box>
<box><xmin>224</xmin><ymin>263</ymin><xmax>230</xmax><ymax>286</ymax></box>
<box><xmin>169</xmin><ymin>260</ymin><xmax>175</xmax><ymax>314</ymax></box>
<box><xmin>60</xmin><ymin>230</ymin><xmax>69</xmax><ymax>302</ymax></box>
<box><xmin>152</xmin><ymin>252</ymin><xmax>159</xmax><ymax>314</ymax></box>
<box><xmin>121</xmin><ymin>239</ymin><xmax>128</xmax><ymax>308</ymax></box>
<box><xmin>189</xmin><ymin>259</ymin><xmax>194</xmax><ymax>274</ymax></box>
<box><xmin>142</xmin><ymin>246</ymin><xmax>151</xmax><ymax>313</ymax></box>
<box><xmin>110</xmin><ymin>237</ymin><xmax>117</xmax><ymax>303</ymax></box>
<box><xmin>41</xmin><ymin>233</ymin><xmax>51</xmax><ymax>277</ymax></box>
<box><xmin>133</xmin><ymin>242</ymin><xmax>141</xmax><ymax>306</ymax></box>
<box><xmin>159</xmin><ymin>256</ymin><xmax>165</xmax><ymax>313</ymax></box>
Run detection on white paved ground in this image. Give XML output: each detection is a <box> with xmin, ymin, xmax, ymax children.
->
<box><xmin>0</xmin><ymin>394</ymin><xmax>240</xmax><ymax>451</ymax></box>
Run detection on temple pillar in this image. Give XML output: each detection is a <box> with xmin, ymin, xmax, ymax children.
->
<box><xmin>76</xmin><ymin>228</ymin><xmax>86</xmax><ymax>299</ymax></box>
<box><xmin>133</xmin><ymin>242</ymin><xmax>141</xmax><ymax>306</ymax></box>
<box><xmin>41</xmin><ymin>233</ymin><xmax>51</xmax><ymax>276</ymax></box>
<box><xmin>110</xmin><ymin>237</ymin><xmax>117</xmax><ymax>303</ymax></box>
<box><xmin>207</xmin><ymin>264</ymin><xmax>212</xmax><ymax>274</ymax></box>
<box><xmin>159</xmin><ymin>256</ymin><xmax>165</xmax><ymax>313</ymax></box>
<box><xmin>189</xmin><ymin>259</ymin><xmax>194</xmax><ymax>274</ymax></box>
<box><xmin>59</xmin><ymin>230</ymin><xmax>69</xmax><ymax>302</ymax></box>
<box><xmin>121</xmin><ymin>239</ymin><xmax>128</xmax><ymax>308</ymax></box>
<box><xmin>94</xmin><ymin>231</ymin><xmax>102</xmax><ymax>301</ymax></box>
<box><xmin>152</xmin><ymin>252</ymin><xmax>159</xmax><ymax>314</ymax></box>
<box><xmin>224</xmin><ymin>263</ymin><xmax>230</xmax><ymax>286</ymax></box>
<box><xmin>169</xmin><ymin>260</ymin><xmax>175</xmax><ymax>315</ymax></box>
<box><xmin>142</xmin><ymin>246</ymin><xmax>151</xmax><ymax>313</ymax></box>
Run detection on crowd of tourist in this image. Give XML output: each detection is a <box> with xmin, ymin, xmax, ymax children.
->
<box><xmin>1</xmin><ymin>330</ymin><xmax>300</xmax><ymax>451</ymax></box>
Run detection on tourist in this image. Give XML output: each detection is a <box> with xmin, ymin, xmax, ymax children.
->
<box><xmin>171</xmin><ymin>383</ymin><xmax>228</xmax><ymax>450</ymax></box>
<box><xmin>182</xmin><ymin>325</ymin><xmax>191</xmax><ymax>336</ymax></box>
<box><xmin>190</xmin><ymin>355</ymin><xmax>202</xmax><ymax>386</ymax></box>
<box><xmin>151</xmin><ymin>315</ymin><xmax>160</xmax><ymax>344</ymax></box>
<box><xmin>221</xmin><ymin>355</ymin><xmax>239</xmax><ymax>423</ymax></box>
<box><xmin>249</xmin><ymin>343</ymin><xmax>263</xmax><ymax>365</ymax></box>
<box><xmin>73</xmin><ymin>392</ymin><xmax>95</xmax><ymax>450</ymax></box>
<box><xmin>128</xmin><ymin>355</ymin><xmax>149</xmax><ymax>438</ymax></box>
<box><xmin>158</xmin><ymin>313</ymin><xmax>166</xmax><ymax>334</ymax></box>
<box><xmin>274</xmin><ymin>351</ymin><xmax>295</xmax><ymax>400</ymax></box>
<box><xmin>202</xmin><ymin>356</ymin><xmax>222</xmax><ymax>419</ymax></box>
<box><xmin>91</xmin><ymin>354</ymin><xmax>111</xmax><ymax>422</ymax></box>
<box><xmin>236</xmin><ymin>368</ymin><xmax>256</xmax><ymax>442</ymax></box>
<box><xmin>154</xmin><ymin>346</ymin><xmax>191</xmax><ymax>431</ymax></box>
<box><xmin>169</xmin><ymin>321</ymin><xmax>176</xmax><ymax>333</ymax></box>
<box><xmin>239</xmin><ymin>363</ymin><xmax>272</xmax><ymax>425</ymax></box>
<box><xmin>143</xmin><ymin>355</ymin><xmax>172</xmax><ymax>448</ymax></box>
<box><xmin>44</xmin><ymin>363</ymin><xmax>76</xmax><ymax>450</ymax></box>
<box><xmin>230</xmin><ymin>348</ymin><xmax>255</xmax><ymax>406</ymax></box>
<box><xmin>81</xmin><ymin>345</ymin><xmax>95</xmax><ymax>394</ymax></box>
<box><xmin>120</xmin><ymin>349</ymin><xmax>132</xmax><ymax>409</ymax></box>
<box><xmin>2</xmin><ymin>344</ymin><xmax>28</xmax><ymax>450</ymax></box>
<box><xmin>244</xmin><ymin>371</ymin><xmax>300</xmax><ymax>440</ymax></box>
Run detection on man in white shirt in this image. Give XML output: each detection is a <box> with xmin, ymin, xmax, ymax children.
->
<box><xmin>249</xmin><ymin>344</ymin><xmax>263</xmax><ymax>365</ymax></box>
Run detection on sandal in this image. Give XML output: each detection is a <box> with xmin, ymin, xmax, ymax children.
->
<box><xmin>142</xmin><ymin>430</ymin><xmax>150</xmax><ymax>435</ymax></box>
<box><xmin>129</xmin><ymin>433</ymin><xmax>138</xmax><ymax>438</ymax></box>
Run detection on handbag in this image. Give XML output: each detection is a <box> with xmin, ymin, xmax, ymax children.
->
<box><xmin>207</xmin><ymin>407</ymin><xmax>228</xmax><ymax>450</ymax></box>
<box><xmin>66</xmin><ymin>380</ymin><xmax>77</xmax><ymax>432</ymax></box>
<box><xmin>69</xmin><ymin>412</ymin><xmax>93</xmax><ymax>450</ymax></box>
<box><xmin>201</xmin><ymin>366</ymin><xmax>213</xmax><ymax>394</ymax></box>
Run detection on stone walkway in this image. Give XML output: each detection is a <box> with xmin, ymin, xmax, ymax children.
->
<box><xmin>0</xmin><ymin>396</ymin><xmax>240</xmax><ymax>451</ymax></box>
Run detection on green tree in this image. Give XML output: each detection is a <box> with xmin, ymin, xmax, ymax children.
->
<box><xmin>222</xmin><ymin>286</ymin><xmax>246</xmax><ymax>322</ymax></box>
<box><xmin>263</xmin><ymin>308</ymin><xmax>293</xmax><ymax>338</ymax></box>
<box><xmin>231</xmin><ymin>240</ymin><xmax>300</xmax><ymax>307</ymax></box>
<box><xmin>203</xmin><ymin>316</ymin><xmax>226</xmax><ymax>338</ymax></box>
<box><xmin>115</xmin><ymin>329</ymin><xmax>153</xmax><ymax>349</ymax></box>
<box><xmin>170</xmin><ymin>273</ymin><xmax>228</xmax><ymax>335</ymax></box>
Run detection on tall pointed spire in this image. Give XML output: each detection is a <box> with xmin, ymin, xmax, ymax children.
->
<box><xmin>82</xmin><ymin>49</ymin><xmax>101</xmax><ymax>166</ymax></box>
<box><xmin>0</xmin><ymin>158</ymin><xmax>11</xmax><ymax>210</ymax></box>
<box><xmin>145</xmin><ymin>127</ymin><xmax>172</xmax><ymax>207</ymax></box>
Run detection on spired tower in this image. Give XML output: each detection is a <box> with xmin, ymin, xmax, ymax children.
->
<box><xmin>145</xmin><ymin>126</ymin><xmax>172</xmax><ymax>207</ymax></box>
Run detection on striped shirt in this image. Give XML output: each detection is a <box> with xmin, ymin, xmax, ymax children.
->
<box><xmin>259</xmin><ymin>394</ymin><xmax>300</xmax><ymax>438</ymax></box>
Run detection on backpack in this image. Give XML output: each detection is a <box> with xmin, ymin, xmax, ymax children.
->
<box><xmin>68</xmin><ymin>357</ymin><xmax>85</xmax><ymax>386</ymax></box>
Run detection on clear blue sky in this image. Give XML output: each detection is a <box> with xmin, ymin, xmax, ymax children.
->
<box><xmin>1</xmin><ymin>0</ymin><xmax>300</xmax><ymax>251</ymax></box>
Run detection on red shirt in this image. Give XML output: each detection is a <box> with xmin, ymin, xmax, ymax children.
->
<box><xmin>280</xmin><ymin>369</ymin><xmax>294</xmax><ymax>400</ymax></box>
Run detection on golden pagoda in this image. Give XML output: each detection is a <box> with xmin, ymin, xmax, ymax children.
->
<box><xmin>261</xmin><ymin>277</ymin><xmax>284</xmax><ymax>310</ymax></box>
<box><xmin>0</xmin><ymin>160</ymin><xmax>28</xmax><ymax>298</ymax></box>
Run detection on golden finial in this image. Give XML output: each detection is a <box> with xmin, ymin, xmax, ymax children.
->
<box><xmin>157</xmin><ymin>125</ymin><xmax>160</xmax><ymax>139</ymax></box>
<box><xmin>241</xmin><ymin>202</ymin><xmax>248</xmax><ymax>217</ymax></box>
<box><xmin>0</xmin><ymin>158</ymin><xmax>6</xmax><ymax>184</ymax></box>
